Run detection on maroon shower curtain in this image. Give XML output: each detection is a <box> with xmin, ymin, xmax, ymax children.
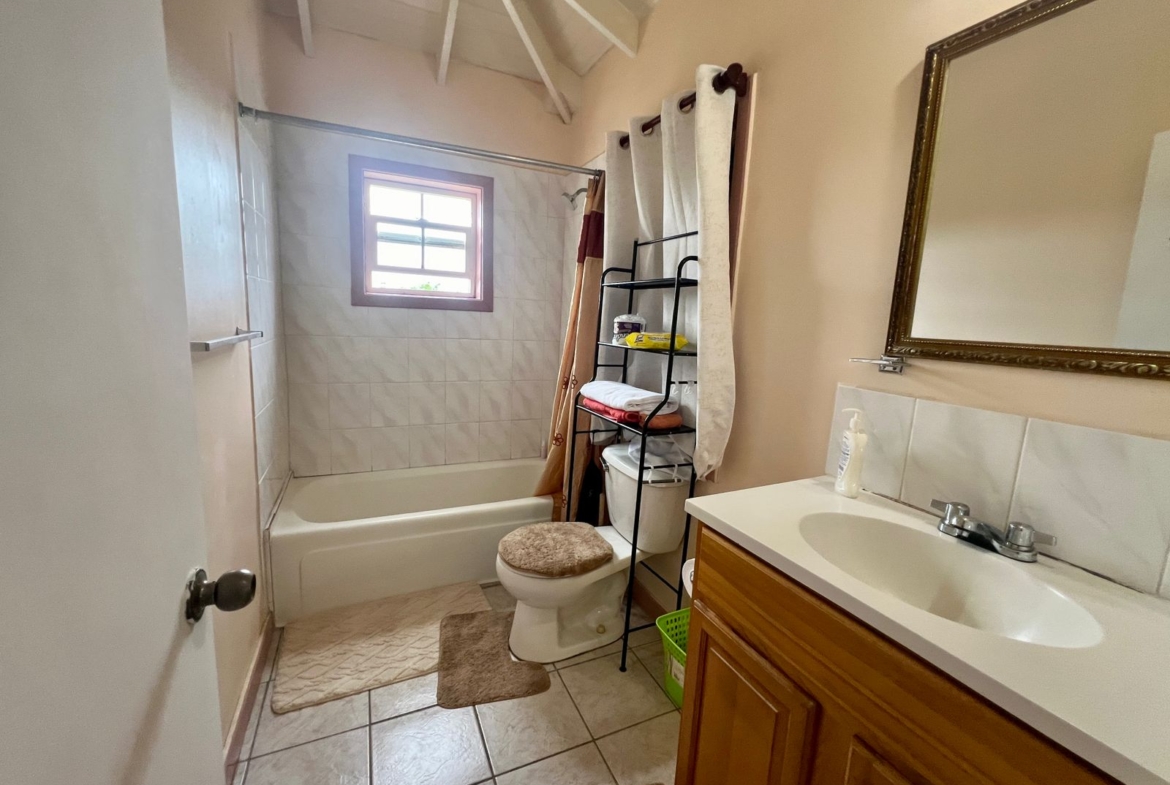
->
<box><xmin>535</xmin><ymin>174</ymin><xmax>606</xmax><ymax>521</ymax></box>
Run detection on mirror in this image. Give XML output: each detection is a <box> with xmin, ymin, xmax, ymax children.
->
<box><xmin>888</xmin><ymin>0</ymin><xmax>1170</xmax><ymax>379</ymax></box>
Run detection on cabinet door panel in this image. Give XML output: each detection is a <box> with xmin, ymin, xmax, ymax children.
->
<box><xmin>679</xmin><ymin>602</ymin><xmax>818</xmax><ymax>785</ymax></box>
<box><xmin>843</xmin><ymin>738</ymin><xmax>916</xmax><ymax>785</ymax></box>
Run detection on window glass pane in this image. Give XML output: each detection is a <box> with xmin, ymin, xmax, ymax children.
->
<box><xmin>376</xmin><ymin>223</ymin><xmax>422</xmax><ymax>244</ymax></box>
<box><xmin>377</xmin><ymin>241</ymin><xmax>422</xmax><ymax>268</ymax></box>
<box><xmin>370</xmin><ymin>271</ymin><xmax>473</xmax><ymax>295</ymax></box>
<box><xmin>423</xmin><ymin>227</ymin><xmax>468</xmax><ymax>273</ymax></box>
<box><xmin>423</xmin><ymin>193</ymin><xmax>473</xmax><ymax>227</ymax></box>
<box><xmin>368</xmin><ymin>184</ymin><xmax>421</xmax><ymax>220</ymax></box>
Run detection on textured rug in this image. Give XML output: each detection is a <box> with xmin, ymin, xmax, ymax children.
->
<box><xmin>436</xmin><ymin>610</ymin><xmax>550</xmax><ymax>709</ymax></box>
<box><xmin>271</xmin><ymin>582</ymin><xmax>490</xmax><ymax>714</ymax></box>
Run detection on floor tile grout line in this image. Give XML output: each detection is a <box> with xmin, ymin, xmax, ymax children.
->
<box><xmin>592</xmin><ymin>707</ymin><xmax>679</xmax><ymax>743</ymax></box>
<box><xmin>630</xmin><ymin>645</ymin><xmax>674</xmax><ymax>703</ymax></box>
<box><xmin>558</xmin><ymin>665</ymin><xmax>601</xmax><ymax>741</ymax></box>
<box><xmin>472</xmin><ymin>700</ymin><xmax>497</xmax><ymax>778</ymax></box>
<box><xmin>246</xmin><ymin>723</ymin><xmax>369</xmax><ymax>764</ymax></box>
<box><xmin>489</xmin><ymin>739</ymin><xmax>598</xmax><ymax>780</ymax></box>
<box><xmin>367</xmin><ymin>690</ymin><xmax>373</xmax><ymax>785</ymax></box>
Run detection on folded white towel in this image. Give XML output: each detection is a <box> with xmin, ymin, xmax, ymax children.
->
<box><xmin>580</xmin><ymin>380</ymin><xmax>679</xmax><ymax>414</ymax></box>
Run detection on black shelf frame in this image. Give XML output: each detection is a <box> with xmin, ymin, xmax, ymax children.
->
<box><xmin>565</xmin><ymin>230</ymin><xmax>700</xmax><ymax>672</ymax></box>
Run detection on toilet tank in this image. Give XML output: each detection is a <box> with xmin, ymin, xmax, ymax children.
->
<box><xmin>601</xmin><ymin>444</ymin><xmax>692</xmax><ymax>554</ymax></box>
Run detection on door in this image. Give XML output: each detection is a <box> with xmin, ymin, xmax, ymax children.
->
<box><xmin>0</xmin><ymin>2</ymin><xmax>225</xmax><ymax>784</ymax></box>
<box><xmin>678</xmin><ymin>602</ymin><xmax>819</xmax><ymax>785</ymax></box>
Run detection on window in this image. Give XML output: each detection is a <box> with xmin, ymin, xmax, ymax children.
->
<box><xmin>349</xmin><ymin>156</ymin><xmax>493</xmax><ymax>311</ymax></box>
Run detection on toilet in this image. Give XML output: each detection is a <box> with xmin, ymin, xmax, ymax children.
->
<box><xmin>496</xmin><ymin>443</ymin><xmax>692</xmax><ymax>663</ymax></box>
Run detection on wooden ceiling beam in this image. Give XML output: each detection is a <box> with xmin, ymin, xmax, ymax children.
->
<box><xmin>296</xmin><ymin>0</ymin><xmax>315</xmax><ymax>56</ymax></box>
<box><xmin>500</xmin><ymin>0</ymin><xmax>580</xmax><ymax>124</ymax></box>
<box><xmin>437</xmin><ymin>0</ymin><xmax>459</xmax><ymax>84</ymax></box>
<box><xmin>559</xmin><ymin>0</ymin><xmax>638</xmax><ymax>57</ymax></box>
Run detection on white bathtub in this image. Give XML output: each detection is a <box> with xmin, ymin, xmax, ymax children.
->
<box><xmin>270</xmin><ymin>459</ymin><xmax>553</xmax><ymax>625</ymax></box>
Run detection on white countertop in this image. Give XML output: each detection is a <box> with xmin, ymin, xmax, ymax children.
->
<box><xmin>686</xmin><ymin>477</ymin><xmax>1170</xmax><ymax>785</ymax></box>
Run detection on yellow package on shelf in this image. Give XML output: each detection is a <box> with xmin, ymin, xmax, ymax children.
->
<box><xmin>624</xmin><ymin>332</ymin><xmax>690</xmax><ymax>351</ymax></box>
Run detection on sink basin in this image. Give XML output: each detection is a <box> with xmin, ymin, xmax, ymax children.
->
<box><xmin>798</xmin><ymin>513</ymin><xmax>1103</xmax><ymax>649</ymax></box>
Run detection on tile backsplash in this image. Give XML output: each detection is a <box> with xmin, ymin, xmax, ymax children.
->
<box><xmin>273</xmin><ymin>125</ymin><xmax>567</xmax><ymax>476</ymax></box>
<box><xmin>826</xmin><ymin>385</ymin><xmax>1170</xmax><ymax>597</ymax></box>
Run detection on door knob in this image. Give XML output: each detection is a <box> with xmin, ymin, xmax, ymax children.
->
<box><xmin>185</xmin><ymin>567</ymin><xmax>256</xmax><ymax>623</ymax></box>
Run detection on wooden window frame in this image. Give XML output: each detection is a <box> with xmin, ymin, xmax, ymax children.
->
<box><xmin>348</xmin><ymin>155</ymin><xmax>494</xmax><ymax>312</ymax></box>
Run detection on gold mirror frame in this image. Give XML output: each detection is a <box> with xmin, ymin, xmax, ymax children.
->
<box><xmin>886</xmin><ymin>0</ymin><xmax>1170</xmax><ymax>380</ymax></box>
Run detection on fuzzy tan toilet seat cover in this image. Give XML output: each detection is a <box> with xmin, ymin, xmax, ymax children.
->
<box><xmin>498</xmin><ymin>522</ymin><xmax>614</xmax><ymax>578</ymax></box>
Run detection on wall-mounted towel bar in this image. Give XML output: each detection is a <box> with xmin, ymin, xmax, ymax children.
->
<box><xmin>190</xmin><ymin>328</ymin><xmax>263</xmax><ymax>353</ymax></box>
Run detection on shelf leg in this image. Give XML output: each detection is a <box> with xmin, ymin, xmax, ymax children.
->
<box><xmin>619</xmin><ymin>435</ymin><xmax>650</xmax><ymax>672</ymax></box>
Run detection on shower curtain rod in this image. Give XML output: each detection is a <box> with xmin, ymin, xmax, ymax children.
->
<box><xmin>237</xmin><ymin>103</ymin><xmax>603</xmax><ymax>177</ymax></box>
<box><xmin>618</xmin><ymin>62</ymin><xmax>748</xmax><ymax>149</ymax></box>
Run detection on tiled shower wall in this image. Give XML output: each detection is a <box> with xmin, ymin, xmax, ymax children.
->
<box><xmin>239</xmin><ymin>118</ymin><xmax>290</xmax><ymax>526</ymax></box>
<box><xmin>825</xmin><ymin>385</ymin><xmax>1170</xmax><ymax>597</ymax></box>
<box><xmin>272</xmin><ymin>125</ymin><xmax>565</xmax><ymax>476</ymax></box>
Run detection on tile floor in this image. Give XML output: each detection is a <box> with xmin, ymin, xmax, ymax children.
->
<box><xmin>230</xmin><ymin>587</ymin><xmax>678</xmax><ymax>785</ymax></box>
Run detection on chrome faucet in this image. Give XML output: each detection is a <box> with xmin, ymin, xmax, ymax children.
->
<box><xmin>930</xmin><ymin>499</ymin><xmax>1057</xmax><ymax>563</ymax></box>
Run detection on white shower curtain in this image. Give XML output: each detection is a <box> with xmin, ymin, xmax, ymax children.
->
<box><xmin>602</xmin><ymin>65</ymin><xmax>738</xmax><ymax>479</ymax></box>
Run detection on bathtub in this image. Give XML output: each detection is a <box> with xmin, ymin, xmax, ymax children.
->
<box><xmin>270</xmin><ymin>459</ymin><xmax>553</xmax><ymax>625</ymax></box>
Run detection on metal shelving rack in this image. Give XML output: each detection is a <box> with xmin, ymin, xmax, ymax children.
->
<box><xmin>565</xmin><ymin>230</ymin><xmax>700</xmax><ymax>672</ymax></box>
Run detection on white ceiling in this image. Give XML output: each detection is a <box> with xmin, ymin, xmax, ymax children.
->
<box><xmin>266</xmin><ymin>0</ymin><xmax>658</xmax><ymax>86</ymax></box>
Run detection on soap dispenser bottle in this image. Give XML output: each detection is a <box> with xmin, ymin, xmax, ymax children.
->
<box><xmin>835</xmin><ymin>408</ymin><xmax>869</xmax><ymax>498</ymax></box>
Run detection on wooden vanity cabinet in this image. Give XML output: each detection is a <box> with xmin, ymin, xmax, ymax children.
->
<box><xmin>675</xmin><ymin>528</ymin><xmax>1119</xmax><ymax>785</ymax></box>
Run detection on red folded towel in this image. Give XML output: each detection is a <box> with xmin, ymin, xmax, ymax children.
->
<box><xmin>581</xmin><ymin>397</ymin><xmax>684</xmax><ymax>430</ymax></box>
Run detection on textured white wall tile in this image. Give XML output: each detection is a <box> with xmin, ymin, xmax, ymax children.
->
<box><xmin>408</xmin><ymin>383</ymin><xmax>446</xmax><ymax>426</ymax></box>
<box><xmin>286</xmin><ymin>336</ymin><xmax>331</xmax><ymax>383</ymax></box>
<box><xmin>290</xmin><ymin>383</ymin><xmax>329</xmax><ymax>430</ymax></box>
<box><xmin>493</xmin><ymin>256</ymin><xmax>516</xmax><ymax>298</ymax></box>
<box><xmin>445</xmin><ymin>423</ymin><xmax>480</xmax><ymax>465</ymax></box>
<box><xmin>409</xmin><ymin>425</ymin><xmax>446</xmax><ymax>467</ymax></box>
<box><xmin>406</xmin><ymin>311</ymin><xmax>446</xmax><ymax>339</ymax></box>
<box><xmin>482</xmin><ymin>297</ymin><xmax>515</xmax><ymax>341</ymax></box>
<box><xmin>331</xmin><ymin>428</ymin><xmax>372</xmax><ymax>474</ymax></box>
<box><xmin>512</xmin><ymin>381</ymin><xmax>550</xmax><ymax>422</ymax></box>
<box><xmin>370</xmin><ymin>383</ymin><xmax>410</xmax><ymax>428</ymax></box>
<box><xmin>290</xmin><ymin>427</ymin><xmax>331</xmax><ymax>476</ymax></box>
<box><xmin>281</xmin><ymin>232</ymin><xmax>349</xmax><ymax>289</ymax></box>
<box><xmin>445</xmin><ymin>382</ymin><xmax>480</xmax><ymax>424</ymax></box>
<box><xmin>512</xmin><ymin>420</ymin><xmax>543</xmax><ymax>459</ymax></box>
<box><xmin>329</xmin><ymin>383</ymin><xmax>371</xmax><ymax>429</ymax></box>
<box><xmin>445</xmin><ymin>339</ymin><xmax>481</xmax><ymax>382</ymax></box>
<box><xmin>480</xmin><ymin>341</ymin><xmax>513</xmax><ymax>381</ymax></box>
<box><xmin>326</xmin><ymin>337</ymin><xmax>370</xmax><ymax>383</ymax></box>
<box><xmin>479</xmin><ymin>422</ymin><xmax>511</xmax><ymax>462</ymax></box>
<box><xmin>1010</xmin><ymin>419</ymin><xmax>1170</xmax><ymax>593</ymax></box>
<box><xmin>445</xmin><ymin>311</ymin><xmax>482</xmax><ymax>339</ymax></box>
<box><xmin>513</xmin><ymin>299</ymin><xmax>547</xmax><ymax>341</ymax></box>
<box><xmin>902</xmin><ymin>400</ymin><xmax>1026</xmax><ymax>525</ymax></box>
<box><xmin>480</xmin><ymin>382</ymin><xmax>512</xmax><ymax>422</ymax></box>
<box><xmin>512</xmin><ymin>341</ymin><xmax>548</xmax><ymax>381</ymax></box>
<box><xmin>823</xmin><ymin>385</ymin><xmax>916</xmax><ymax>498</ymax></box>
<box><xmin>367</xmin><ymin>338</ymin><xmax>409</xmax><ymax>383</ymax></box>
<box><xmin>367</xmin><ymin>307</ymin><xmax>411</xmax><ymax>338</ymax></box>
<box><xmin>371</xmin><ymin>427</ymin><xmax>410</xmax><ymax>471</ymax></box>
<box><xmin>408</xmin><ymin>338</ymin><xmax>447</xmax><ymax>383</ymax></box>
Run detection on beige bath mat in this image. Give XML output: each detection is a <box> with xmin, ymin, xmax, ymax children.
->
<box><xmin>436</xmin><ymin>610</ymin><xmax>550</xmax><ymax>709</ymax></box>
<box><xmin>271</xmin><ymin>582</ymin><xmax>490</xmax><ymax>714</ymax></box>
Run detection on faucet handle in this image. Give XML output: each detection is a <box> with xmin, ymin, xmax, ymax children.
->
<box><xmin>931</xmin><ymin>499</ymin><xmax>970</xmax><ymax>518</ymax></box>
<box><xmin>1005</xmin><ymin>521</ymin><xmax>1058</xmax><ymax>549</ymax></box>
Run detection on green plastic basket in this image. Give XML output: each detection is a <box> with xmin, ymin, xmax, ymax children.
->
<box><xmin>656</xmin><ymin>608</ymin><xmax>691</xmax><ymax>709</ymax></box>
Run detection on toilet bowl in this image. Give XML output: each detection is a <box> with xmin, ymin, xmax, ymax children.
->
<box><xmin>497</xmin><ymin>444</ymin><xmax>692</xmax><ymax>663</ymax></box>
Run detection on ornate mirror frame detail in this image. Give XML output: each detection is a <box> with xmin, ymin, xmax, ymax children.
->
<box><xmin>886</xmin><ymin>0</ymin><xmax>1170</xmax><ymax>380</ymax></box>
